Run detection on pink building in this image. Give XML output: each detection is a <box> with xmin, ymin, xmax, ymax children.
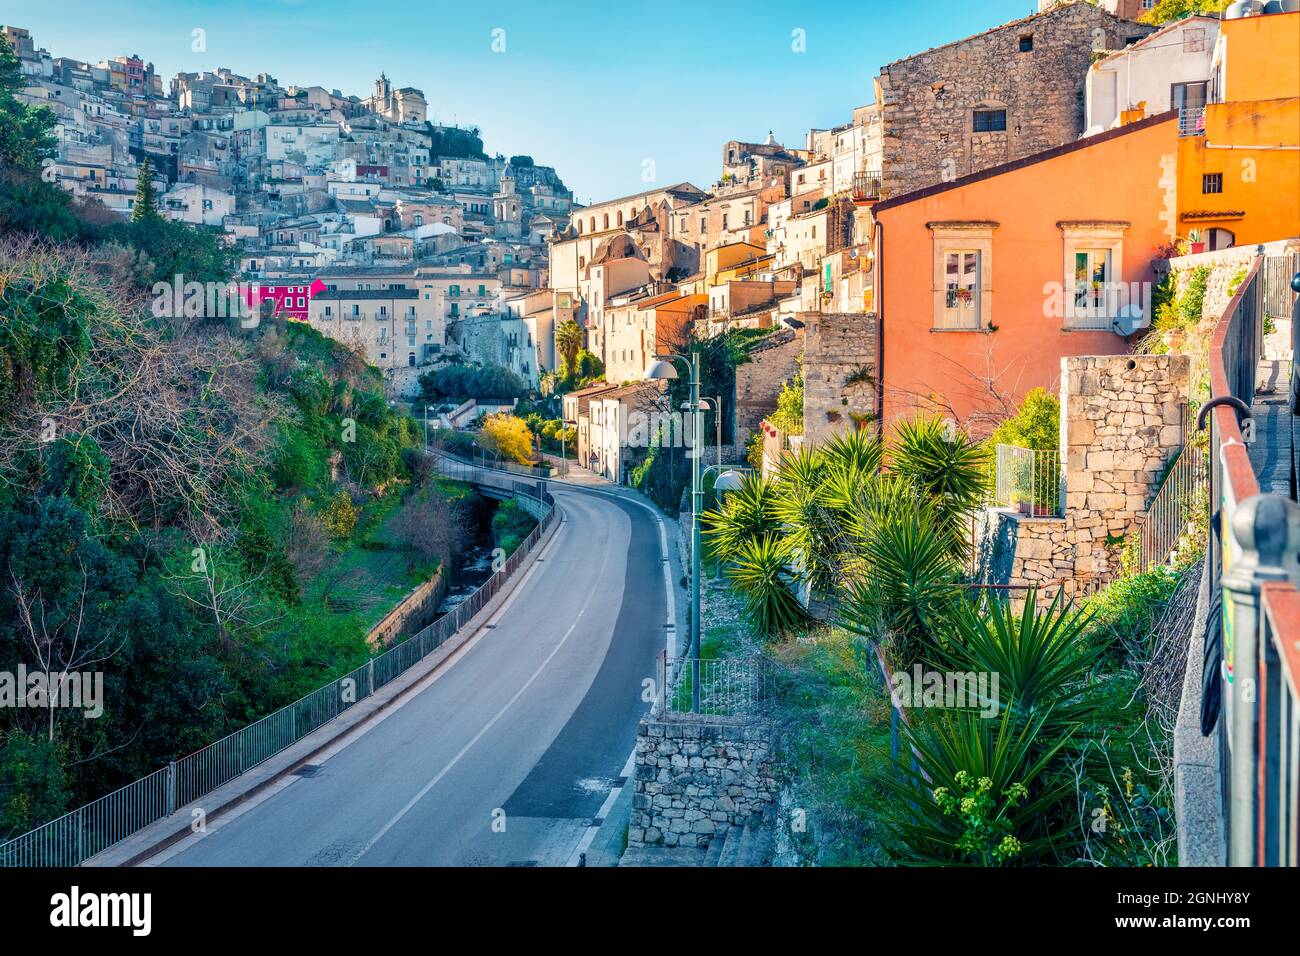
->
<box><xmin>244</xmin><ymin>279</ymin><xmax>326</xmax><ymax>320</ymax></box>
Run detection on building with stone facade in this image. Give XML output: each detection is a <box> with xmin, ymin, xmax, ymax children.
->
<box><xmin>875</xmin><ymin>2</ymin><xmax>1153</xmax><ymax>197</ymax></box>
<box><xmin>363</xmin><ymin>73</ymin><xmax>426</xmax><ymax>125</ymax></box>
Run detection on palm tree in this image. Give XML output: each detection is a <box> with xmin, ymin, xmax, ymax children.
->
<box><xmin>555</xmin><ymin>319</ymin><xmax>583</xmax><ymax>376</ymax></box>
<box><xmin>701</xmin><ymin>473</ymin><xmax>780</xmax><ymax>564</ymax></box>
<box><xmin>727</xmin><ymin>535</ymin><xmax>809</xmax><ymax>639</ymax></box>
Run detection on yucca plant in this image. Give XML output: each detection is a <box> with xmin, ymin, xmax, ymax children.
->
<box><xmin>819</xmin><ymin>428</ymin><xmax>884</xmax><ymax>476</ymax></box>
<box><xmin>700</xmin><ymin>472</ymin><xmax>780</xmax><ymax>563</ymax></box>
<box><xmin>883</xmin><ymin>709</ymin><xmax>1074</xmax><ymax>866</ymax></box>
<box><xmin>888</xmin><ymin>416</ymin><xmax>990</xmax><ymax>547</ymax></box>
<box><xmin>837</xmin><ymin>501</ymin><xmax>962</xmax><ymax>667</ymax></box>
<box><xmin>727</xmin><ymin>534</ymin><xmax>809</xmax><ymax>639</ymax></box>
<box><xmin>940</xmin><ymin>589</ymin><xmax>1126</xmax><ymax>739</ymax></box>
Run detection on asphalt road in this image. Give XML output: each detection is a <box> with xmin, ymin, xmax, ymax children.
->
<box><xmin>155</xmin><ymin>481</ymin><xmax>674</xmax><ymax>867</ymax></box>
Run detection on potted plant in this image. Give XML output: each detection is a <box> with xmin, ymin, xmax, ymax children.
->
<box><xmin>1188</xmin><ymin>229</ymin><xmax>1205</xmax><ymax>255</ymax></box>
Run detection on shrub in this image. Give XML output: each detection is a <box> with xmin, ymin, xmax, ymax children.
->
<box><xmin>419</xmin><ymin>362</ymin><xmax>528</xmax><ymax>402</ymax></box>
<box><xmin>727</xmin><ymin>535</ymin><xmax>809</xmax><ymax>639</ymax></box>
<box><xmin>885</xmin><ymin>710</ymin><xmax>1073</xmax><ymax>866</ymax></box>
<box><xmin>478</xmin><ymin>413</ymin><xmax>534</xmax><ymax>464</ymax></box>
<box><xmin>768</xmin><ymin>371</ymin><xmax>804</xmax><ymax>436</ymax></box>
<box><xmin>991</xmin><ymin>388</ymin><xmax>1059</xmax><ymax>452</ymax></box>
<box><xmin>321</xmin><ymin>491</ymin><xmax>357</xmax><ymax>540</ymax></box>
<box><xmin>491</xmin><ymin>498</ymin><xmax>537</xmax><ymax>555</ymax></box>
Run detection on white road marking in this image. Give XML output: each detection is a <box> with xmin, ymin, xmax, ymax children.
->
<box><xmin>348</xmin><ymin>563</ymin><xmax>603</xmax><ymax>866</ymax></box>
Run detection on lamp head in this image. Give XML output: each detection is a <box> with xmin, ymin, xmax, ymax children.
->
<box><xmin>644</xmin><ymin>359</ymin><xmax>678</xmax><ymax>381</ymax></box>
<box><xmin>714</xmin><ymin>469</ymin><xmax>745</xmax><ymax>494</ymax></box>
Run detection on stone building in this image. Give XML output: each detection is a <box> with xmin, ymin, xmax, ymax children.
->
<box><xmin>364</xmin><ymin>73</ymin><xmax>427</xmax><ymax>125</ymax></box>
<box><xmin>734</xmin><ymin>327</ymin><xmax>803</xmax><ymax>446</ymax></box>
<box><xmin>801</xmin><ymin>312</ymin><xmax>879</xmax><ymax>446</ymax></box>
<box><xmin>876</xmin><ymin>2</ymin><xmax>1153</xmax><ymax>197</ymax></box>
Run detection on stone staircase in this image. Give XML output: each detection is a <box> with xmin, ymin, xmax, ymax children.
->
<box><xmin>705</xmin><ymin>822</ymin><xmax>773</xmax><ymax>867</ymax></box>
<box><xmin>620</xmin><ymin>822</ymin><xmax>774</xmax><ymax>867</ymax></box>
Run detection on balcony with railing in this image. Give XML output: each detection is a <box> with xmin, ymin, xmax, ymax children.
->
<box><xmin>1179</xmin><ymin>106</ymin><xmax>1206</xmax><ymax>137</ymax></box>
<box><xmin>851</xmin><ymin>170</ymin><xmax>883</xmax><ymax>204</ymax></box>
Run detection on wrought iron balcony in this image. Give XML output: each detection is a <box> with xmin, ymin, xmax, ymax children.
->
<box><xmin>851</xmin><ymin>170</ymin><xmax>883</xmax><ymax>203</ymax></box>
<box><xmin>1178</xmin><ymin>107</ymin><xmax>1206</xmax><ymax>137</ymax></box>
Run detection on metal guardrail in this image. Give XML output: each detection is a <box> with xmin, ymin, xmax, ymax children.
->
<box><xmin>1205</xmin><ymin>255</ymin><xmax>1300</xmax><ymax>867</ymax></box>
<box><xmin>435</xmin><ymin>447</ymin><xmax>566</xmax><ymax>479</ymax></box>
<box><xmin>992</xmin><ymin>444</ymin><xmax>1062</xmax><ymax>517</ymax></box>
<box><xmin>0</xmin><ymin>470</ymin><xmax>555</xmax><ymax>868</ymax></box>
<box><xmin>1139</xmin><ymin>441</ymin><xmax>1209</xmax><ymax>574</ymax></box>
<box><xmin>655</xmin><ymin>653</ymin><xmax>770</xmax><ymax>720</ymax></box>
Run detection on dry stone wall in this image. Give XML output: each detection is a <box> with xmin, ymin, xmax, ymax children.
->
<box><xmin>977</xmin><ymin>353</ymin><xmax>1190</xmax><ymax>595</ymax></box>
<box><xmin>802</xmin><ymin>312</ymin><xmax>878</xmax><ymax>446</ymax></box>
<box><xmin>629</xmin><ymin>717</ymin><xmax>776</xmax><ymax>850</ymax></box>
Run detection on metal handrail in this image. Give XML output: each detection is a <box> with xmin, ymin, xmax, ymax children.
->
<box><xmin>992</xmin><ymin>444</ymin><xmax>1062</xmax><ymax>517</ymax></box>
<box><xmin>1138</xmin><ymin>441</ymin><xmax>1209</xmax><ymax>573</ymax></box>
<box><xmin>1204</xmin><ymin>256</ymin><xmax>1300</xmax><ymax>867</ymax></box>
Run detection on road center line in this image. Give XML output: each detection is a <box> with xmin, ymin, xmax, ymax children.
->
<box><xmin>348</xmin><ymin>550</ymin><xmax>604</xmax><ymax>866</ymax></box>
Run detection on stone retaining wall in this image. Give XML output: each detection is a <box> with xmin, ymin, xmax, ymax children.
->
<box><xmin>734</xmin><ymin>327</ymin><xmax>802</xmax><ymax>446</ymax></box>
<box><xmin>628</xmin><ymin>716</ymin><xmax>776</xmax><ymax>849</ymax></box>
<box><xmin>365</xmin><ymin>565</ymin><xmax>446</xmax><ymax>647</ymax></box>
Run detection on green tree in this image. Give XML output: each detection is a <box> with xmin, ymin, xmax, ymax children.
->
<box><xmin>131</xmin><ymin>157</ymin><xmax>159</xmax><ymax>222</ymax></box>
<box><xmin>0</xmin><ymin>34</ymin><xmax>57</xmax><ymax>173</ymax></box>
<box><xmin>991</xmin><ymin>387</ymin><xmax>1059</xmax><ymax>451</ymax></box>
<box><xmin>1139</xmin><ymin>0</ymin><xmax>1223</xmax><ymax>25</ymax></box>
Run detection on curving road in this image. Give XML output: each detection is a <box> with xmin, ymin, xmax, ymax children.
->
<box><xmin>153</xmin><ymin>480</ymin><xmax>676</xmax><ymax>867</ymax></box>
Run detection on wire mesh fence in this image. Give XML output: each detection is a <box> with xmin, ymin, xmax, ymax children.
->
<box><xmin>0</xmin><ymin>471</ymin><xmax>555</xmax><ymax>868</ymax></box>
<box><xmin>657</xmin><ymin>653</ymin><xmax>771</xmax><ymax>720</ymax></box>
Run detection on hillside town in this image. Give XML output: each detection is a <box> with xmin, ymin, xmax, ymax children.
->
<box><xmin>10</xmin><ymin>0</ymin><xmax>1296</xmax><ymax>462</ymax></box>
<box><xmin>0</xmin><ymin>0</ymin><xmax>1298</xmax><ymax>888</ymax></box>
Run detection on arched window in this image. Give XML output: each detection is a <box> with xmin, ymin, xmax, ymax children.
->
<box><xmin>603</xmin><ymin>213</ymin><xmax>609</xmax><ymax>229</ymax></box>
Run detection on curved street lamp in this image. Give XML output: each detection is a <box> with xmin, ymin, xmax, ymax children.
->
<box><xmin>645</xmin><ymin>350</ymin><xmax>706</xmax><ymax>710</ymax></box>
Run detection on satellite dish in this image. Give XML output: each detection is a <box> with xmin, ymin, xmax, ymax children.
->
<box><xmin>1113</xmin><ymin>304</ymin><xmax>1148</xmax><ymax>337</ymax></box>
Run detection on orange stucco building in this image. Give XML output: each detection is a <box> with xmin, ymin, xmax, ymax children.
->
<box><xmin>1176</xmin><ymin>10</ymin><xmax>1300</xmax><ymax>248</ymax></box>
<box><xmin>872</xmin><ymin>113</ymin><xmax>1180</xmax><ymax>433</ymax></box>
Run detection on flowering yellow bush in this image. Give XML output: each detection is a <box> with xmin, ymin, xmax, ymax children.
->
<box><xmin>478</xmin><ymin>413</ymin><xmax>534</xmax><ymax>465</ymax></box>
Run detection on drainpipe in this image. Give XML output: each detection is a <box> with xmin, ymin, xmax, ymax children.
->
<box><xmin>874</xmin><ymin>217</ymin><xmax>885</xmax><ymax>440</ymax></box>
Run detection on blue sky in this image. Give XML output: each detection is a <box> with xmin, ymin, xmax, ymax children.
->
<box><xmin>3</xmin><ymin>0</ymin><xmax>1036</xmax><ymax>202</ymax></box>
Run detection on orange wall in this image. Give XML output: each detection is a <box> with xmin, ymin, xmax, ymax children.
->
<box><xmin>1219</xmin><ymin>11</ymin><xmax>1300</xmax><ymax>103</ymax></box>
<box><xmin>1178</xmin><ymin>98</ymin><xmax>1300</xmax><ymax>246</ymax></box>
<box><xmin>875</xmin><ymin>117</ymin><xmax>1179</xmax><ymax>433</ymax></box>
<box><xmin>1176</xmin><ymin>12</ymin><xmax>1300</xmax><ymax>246</ymax></box>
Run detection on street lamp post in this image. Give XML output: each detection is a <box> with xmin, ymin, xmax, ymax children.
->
<box><xmin>645</xmin><ymin>353</ymin><xmax>745</xmax><ymax>713</ymax></box>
